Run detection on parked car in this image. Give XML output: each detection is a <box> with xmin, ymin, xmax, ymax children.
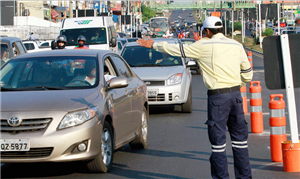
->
<box><xmin>23</xmin><ymin>41</ymin><xmax>51</xmax><ymax>53</ymax></box>
<box><xmin>0</xmin><ymin>37</ymin><xmax>27</xmax><ymax>66</ymax></box>
<box><xmin>179</xmin><ymin>39</ymin><xmax>202</xmax><ymax>75</ymax></box>
<box><xmin>0</xmin><ymin>49</ymin><xmax>149</xmax><ymax>173</ymax></box>
<box><xmin>120</xmin><ymin>38</ymin><xmax>196</xmax><ymax>113</ymax></box>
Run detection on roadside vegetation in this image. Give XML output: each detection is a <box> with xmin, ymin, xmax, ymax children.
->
<box><xmin>231</xmin><ymin>35</ymin><xmax>263</xmax><ymax>53</ymax></box>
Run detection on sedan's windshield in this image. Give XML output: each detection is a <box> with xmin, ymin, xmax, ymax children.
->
<box><xmin>0</xmin><ymin>56</ymin><xmax>98</xmax><ymax>90</ymax></box>
<box><xmin>122</xmin><ymin>46</ymin><xmax>183</xmax><ymax>67</ymax></box>
<box><xmin>61</xmin><ymin>28</ymin><xmax>107</xmax><ymax>46</ymax></box>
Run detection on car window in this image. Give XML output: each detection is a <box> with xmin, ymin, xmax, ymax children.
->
<box><xmin>1</xmin><ymin>43</ymin><xmax>10</xmax><ymax>62</ymax></box>
<box><xmin>0</xmin><ymin>56</ymin><xmax>99</xmax><ymax>90</ymax></box>
<box><xmin>41</xmin><ymin>42</ymin><xmax>49</xmax><ymax>47</ymax></box>
<box><xmin>24</xmin><ymin>43</ymin><xmax>35</xmax><ymax>50</ymax></box>
<box><xmin>122</xmin><ymin>46</ymin><xmax>183</xmax><ymax>67</ymax></box>
<box><xmin>118</xmin><ymin>42</ymin><xmax>122</xmax><ymax>50</ymax></box>
<box><xmin>110</xmin><ymin>55</ymin><xmax>132</xmax><ymax>78</ymax></box>
<box><xmin>16</xmin><ymin>41</ymin><xmax>26</xmax><ymax>54</ymax></box>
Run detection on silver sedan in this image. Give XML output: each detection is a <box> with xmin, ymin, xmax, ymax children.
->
<box><xmin>121</xmin><ymin>38</ymin><xmax>196</xmax><ymax>113</ymax></box>
<box><xmin>0</xmin><ymin>49</ymin><xmax>149</xmax><ymax>173</ymax></box>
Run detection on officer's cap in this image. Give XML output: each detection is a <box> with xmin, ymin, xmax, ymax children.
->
<box><xmin>201</xmin><ymin>16</ymin><xmax>223</xmax><ymax>31</ymax></box>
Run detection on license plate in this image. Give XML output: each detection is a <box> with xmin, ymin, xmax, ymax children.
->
<box><xmin>0</xmin><ymin>139</ymin><xmax>30</xmax><ymax>151</ymax></box>
<box><xmin>147</xmin><ymin>89</ymin><xmax>159</xmax><ymax>97</ymax></box>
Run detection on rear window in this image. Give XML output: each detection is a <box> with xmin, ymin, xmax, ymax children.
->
<box><xmin>61</xmin><ymin>28</ymin><xmax>107</xmax><ymax>46</ymax></box>
<box><xmin>24</xmin><ymin>43</ymin><xmax>35</xmax><ymax>50</ymax></box>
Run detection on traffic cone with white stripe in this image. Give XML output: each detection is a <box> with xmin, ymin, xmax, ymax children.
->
<box><xmin>240</xmin><ymin>86</ymin><xmax>248</xmax><ymax>114</ymax></box>
<box><xmin>269</xmin><ymin>94</ymin><xmax>287</xmax><ymax>162</ymax></box>
<box><xmin>249</xmin><ymin>81</ymin><xmax>263</xmax><ymax>133</ymax></box>
<box><xmin>247</xmin><ymin>51</ymin><xmax>253</xmax><ymax>69</ymax></box>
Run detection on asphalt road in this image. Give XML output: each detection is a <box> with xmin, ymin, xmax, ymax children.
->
<box><xmin>2</xmin><ymin>10</ymin><xmax>300</xmax><ymax>179</ymax></box>
<box><xmin>2</xmin><ymin>49</ymin><xmax>300</xmax><ymax>179</ymax></box>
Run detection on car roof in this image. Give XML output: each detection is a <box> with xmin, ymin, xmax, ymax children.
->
<box><xmin>9</xmin><ymin>49</ymin><xmax>115</xmax><ymax>59</ymax></box>
<box><xmin>124</xmin><ymin>38</ymin><xmax>179</xmax><ymax>47</ymax></box>
<box><xmin>0</xmin><ymin>37</ymin><xmax>22</xmax><ymax>43</ymax></box>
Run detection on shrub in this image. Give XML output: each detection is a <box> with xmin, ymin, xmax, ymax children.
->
<box><xmin>253</xmin><ymin>36</ymin><xmax>258</xmax><ymax>45</ymax></box>
<box><xmin>234</xmin><ymin>21</ymin><xmax>242</xmax><ymax>31</ymax></box>
<box><xmin>262</xmin><ymin>28</ymin><xmax>274</xmax><ymax>36</ymax></box>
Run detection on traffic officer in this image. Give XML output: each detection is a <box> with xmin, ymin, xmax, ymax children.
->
<box><xmin>74</xmin><ymin>35</ymin><xmax>89</xmax><ymax>49</ymax></box>
<box><xmin>137</xmin><ymin>16</ymin><xmax>253</xmax><ymax>179</ymax></box>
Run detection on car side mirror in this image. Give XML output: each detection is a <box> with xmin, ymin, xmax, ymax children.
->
<box><xmin>186</xmin><ymin>60</ymin><xmax>197</xmax><ymax>67</ymax></box>
<box><xmin>108</xmin><ymin>77</ymin><xmax>129</xmax><ymax>89</ymax></box>
<box><xmin>110</xmin><ymin>37</ymin><xmax>117</xmax><ymax>47</ymax></box>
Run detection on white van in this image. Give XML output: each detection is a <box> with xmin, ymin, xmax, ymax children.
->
<box><xmin>60</xmin><ymin>16</ymin><xmax>117</xmax><ymax>52</ymax></box>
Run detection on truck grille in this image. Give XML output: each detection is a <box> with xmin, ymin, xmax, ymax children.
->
<box><xmin>1</xmin><ymin>147</ymin><xmax>53</xmax><ymax>159</ymax></box>
<box><xmin>144</xmin><ymin>81</ymin><xmax>165</xmax><ymax>86</ymax></box>
<box><xmin>1</xmin><ymin>118</ymin><xmax>52</xmax><ymax>133</ymax></box>
<box><xmin>148</xmin><ymin>94</ymin><xmax>165</xmax><ymax>101</ymax></box>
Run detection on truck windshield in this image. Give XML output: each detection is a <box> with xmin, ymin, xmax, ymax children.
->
<box><xmin>61</xmin><ymin>28</ymin><xmax>107</xmax><ymax>46</ymax></box>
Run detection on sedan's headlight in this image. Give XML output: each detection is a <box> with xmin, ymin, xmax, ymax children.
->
<box><xmin>58</xmin><ymin>107</ymin><xmax>97</xmax><ymax>130</ymax></box>
<box><xmin>167</xmin><ymin>73</ymin><xmax>182</xmax><ymax>86</ymax></box>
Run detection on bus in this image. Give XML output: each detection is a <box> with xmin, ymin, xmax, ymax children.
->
<box><xmin>149</xmin><ymin>17</ymin><xmax>169</xmax><ymax>38</ymax></box>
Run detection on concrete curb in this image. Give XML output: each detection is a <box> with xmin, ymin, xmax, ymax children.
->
<box><xmin>244</xmin><ymin>46</ymin><xmax>264</xmax><ymax>55</ymax></box>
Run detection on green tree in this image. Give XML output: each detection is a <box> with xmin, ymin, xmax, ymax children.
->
<box><xmin>142</xmin><ymin>5</ymin><xmax>156</xmax><ymax>23</ymax></box>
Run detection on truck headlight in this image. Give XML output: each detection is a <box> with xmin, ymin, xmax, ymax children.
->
<box><xmin>167</xmin><ymin>73</ymin><xmax>182</xmax><ymax>86</ymax></box>
<box><xmin>58</xmin><ymin>107</ymin><xmax>97</xmax><ymax>130</ymax></box>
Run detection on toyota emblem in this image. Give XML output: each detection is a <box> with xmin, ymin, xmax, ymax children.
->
<box><xmin>7</xmin><ymin>117</ymin><xmax>22</xmax><ymax>127</ymax></box>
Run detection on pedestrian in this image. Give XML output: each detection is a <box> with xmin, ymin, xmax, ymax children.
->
<box><xmin>74</xmin><ymin>35</ymin><xmax>89</xmax><ymax>49</ymax></box>
<box><xmin>137</xmin><ymin>16</ymin><xmax>253</xmax><ymax>179</ymax></box>
<box><xmin>177</xmin><ymin>31</ymin><xmax>184</xmax><ymax>39</ymax></box>
<box><xmin>29</xmin><ymin>32</ymin><xmax>36</xmax><ymax>41</ymax></box>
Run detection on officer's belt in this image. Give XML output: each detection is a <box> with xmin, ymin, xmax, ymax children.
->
<box><xmin>207</xmin><ymin>86</ymin><xmax>240</xmax><ymax>95</ymax></box>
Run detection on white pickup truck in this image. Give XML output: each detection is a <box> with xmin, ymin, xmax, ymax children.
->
<box><xmin>22</xmin><ymin>41</ymin><xmax>51</xmax><ymax>53</ymax></box>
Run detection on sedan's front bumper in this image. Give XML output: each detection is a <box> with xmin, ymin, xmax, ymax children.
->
<box><xmin>147</xmin><ymin>83</ymin><xmax>189</xmax><ymax>105</ymax></box>
<box><xmin>1</xmin><ymin>111</ymin><xmax>102</xmax><ymax>163</ymax></box>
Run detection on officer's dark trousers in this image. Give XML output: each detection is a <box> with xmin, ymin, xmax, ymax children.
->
<box><xmin>205</xmin><ymin>90</ymin><xmax>252</xmax><ymax>179</ymax></box>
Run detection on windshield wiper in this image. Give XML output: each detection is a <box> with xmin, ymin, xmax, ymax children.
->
<box><xmin>30</xmin><ymin>86</ymin><xmax>67</xmax><ymax>90</ymax></box>
<box><xmin>135</xmin><ymin>64</ymin><xmax>163</xmax><ymax>67</ymax></box>
<box><xmin>1</xmin><ymin>86</ymin><xmax>67</xmax><ymax>91</ymax></box>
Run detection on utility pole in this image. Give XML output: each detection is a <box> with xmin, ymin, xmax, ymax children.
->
<box><xmin>259</xmin><ymin>1</ymin><xmax>262</xmax><ymax>48</ymax></box>
<box><xmin>242</xmin><ymin>8</ymin><xmax>244</xmax><ymax>43</ymax></box>
<box><xmin>69</xmin><ymin>1</ymin><xmax>73</xmax><ymax>18</ymax></box>
<box><xmin>232</xmin><ymin>9</ymin><xmax>234</xmax><ymax>39</ymax></box>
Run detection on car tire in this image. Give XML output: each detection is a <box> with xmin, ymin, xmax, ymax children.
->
<box><xmin>86</xmin><ymin>121</ymin><xmax>113</xmax><ymax>173</ymax></box>
<box><xmin>182</xmin><ymin>86</ymin><xmax>192</xmax><ymax>113</ymax></box>
<box><xmin>129</xmin><ymin>106</ymin><xmax>149</xmax><ymax>149</ymax></box>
